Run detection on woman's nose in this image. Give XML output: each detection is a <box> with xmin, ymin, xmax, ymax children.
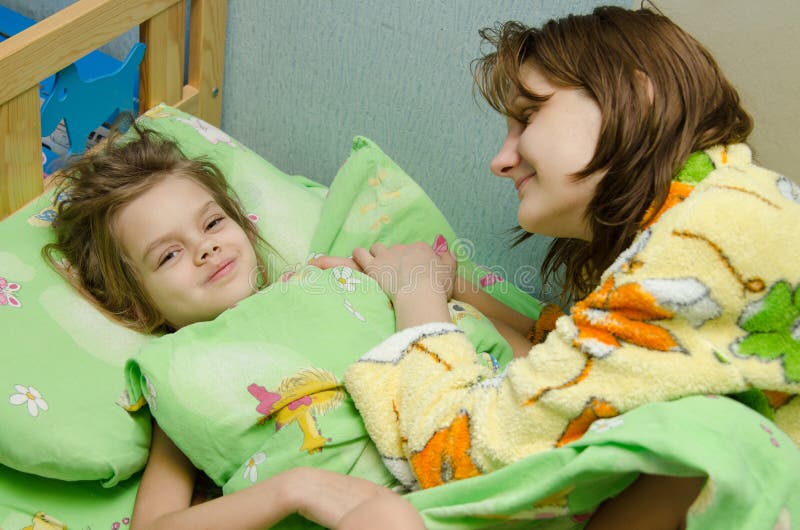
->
<box><xmin>489</xmin><ymin>133</ymin><xmax>521</xmax><ymax>178</ymax></box>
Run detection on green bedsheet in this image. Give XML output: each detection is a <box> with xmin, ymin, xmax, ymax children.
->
<box><xmin>0</xmin><ymin>465</ymin><xmax>140</xmax><ymax>530</ymax></box>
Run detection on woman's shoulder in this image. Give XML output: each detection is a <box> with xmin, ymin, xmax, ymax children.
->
<box><xmin>655</xmin><ymin>143</ymin><xmax>798</xmax><ymax>223</ymax></box>
<box><xmin>700</xmin><ymin>143</ymin><xmax>797</xmax><ymax>199</ymax></box>
<box><xmin>598</xmin><ymin>143</ymin><xmax>799</xmax><ymax>291</ymax></box>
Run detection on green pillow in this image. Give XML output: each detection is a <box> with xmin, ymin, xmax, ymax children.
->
<box><xmin>0</xmin><ymin>194</ymin><xmax>151</xmax><ymax>486</ymax></box>
<box><xmin>309</xmin><ymin>136</ymin><xmax>543</xmax><ymax>319</ymax></box>
<box><xmin>0</xmin><ymin>104</ymin><xmax>327</xmax><ymax>485</ymax></box>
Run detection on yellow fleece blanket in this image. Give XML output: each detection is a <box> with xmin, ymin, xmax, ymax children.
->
<box><xmin>344</xmin><ymin>144</ymin><xmax>800</xmax><ymax>490</ymax></box>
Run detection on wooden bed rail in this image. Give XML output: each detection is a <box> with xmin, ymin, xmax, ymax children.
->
<box><xmin>0</xmin><ymin>0</ymin><xmax>227</xmax><ymax>220</ymax></box>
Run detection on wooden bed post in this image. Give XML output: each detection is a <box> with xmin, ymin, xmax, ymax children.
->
<box><xmin>139</xmin><ymin>0</ymin><xmax>186</xmax><ymax>112</ymax></box>
<box><xmin>143</xmin><ymin>0</ymin><xmax>227</xmax><ymax>128</ymax></box>
<box><xmin>0</xmin><ymin>87</ymin><xmax>42</xmax><ymax>218</ymax></box>
<box><xmin>187</xmin><ymin>0</ymin><xmax>227</xmax><ymax>127</ymax></box>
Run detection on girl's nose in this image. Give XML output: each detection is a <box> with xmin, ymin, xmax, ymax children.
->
<box><xmin>489</xmin><ymin>133</ymin><xmax>521</xmax><ymax>178</ymax></box>
<box><xmin>197</xmin><ymin>242</ymin><xmax>221</xmax><ymax>264</ymax></box>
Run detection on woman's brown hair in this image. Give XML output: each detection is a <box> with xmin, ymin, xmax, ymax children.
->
<box><xmin>43</xmin><ymin>120</ymin><xmax>267</xmax><ymax>334</ymax></box>
<box><xmin>473</xmin><ymin>6</ymin><xmax>752</xmax><ymax>301</ymax></box>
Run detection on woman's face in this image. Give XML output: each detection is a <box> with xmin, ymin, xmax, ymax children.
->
<box><xmin>490</xmin><ymin>62</ymin><xmax>606</xmax><ymax>241</ymax></box>
<box><xmin>115</xmin><ymin>174</ymin><xmax>259</xmax><ymax>329</ymax></box>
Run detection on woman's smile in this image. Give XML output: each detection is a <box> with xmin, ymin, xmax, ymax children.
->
<box><xmin>514</xmin><ymin>174</ymin><xmax>535</xmax><ymax>196</ymax></box>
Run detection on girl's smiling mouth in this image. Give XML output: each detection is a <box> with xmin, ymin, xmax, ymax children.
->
<box><xmin>207</xmin><ymin>259</ymin><xmax>236</xmax><ymax>283</ymax></box>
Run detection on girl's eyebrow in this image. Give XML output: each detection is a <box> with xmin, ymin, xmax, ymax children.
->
<box><xmin>141</xmin><ymin>200</ymin><xmax>216</xmax><ymax>262</ymax></box>
<box><xmin>142</xmin><ymin>234</ymin><xmax>174</xmax><ymax>264</ymax></box>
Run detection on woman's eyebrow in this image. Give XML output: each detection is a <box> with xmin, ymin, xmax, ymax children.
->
<box><xmin>504</xmin><ymin>97</ymin><xmax>535</xmax><ymax>119</ymax></box>
<box><xmin>508</xmin><ymin>93</ymin><xmax>539</xmax><ymax>110</ymax></box>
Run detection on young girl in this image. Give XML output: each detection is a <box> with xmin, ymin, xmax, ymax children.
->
<box><xmin>43</xmin><ymin>122</ymin><xmax>425</xmax><ymax>530</ymax></box>
<box><xmin>334</xmin><ymin>5</ymin><xmax>800</xmax><ymax>529</ymax></box>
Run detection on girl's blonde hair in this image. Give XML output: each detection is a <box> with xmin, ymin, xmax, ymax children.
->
<box><xmin>43</xmin><ymin>120</ymin><xmax>266</xmax><ymax>334</ymax></box>
<box><xmin>473</xmin><ymin>6</ymin><xmax>752</xmax><ymax>301</ymax></box>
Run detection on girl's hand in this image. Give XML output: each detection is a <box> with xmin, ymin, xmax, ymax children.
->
<box><xmin>309</xmin><ymin>255</ymin><xmax>363</xmax><ymax>272</ymax></box>
<box><xmin>288</xmin><ymin>468</ymin><xmax>423</xmax><ymax>529</ymax></box>
<box><xmin>351</xmin><ymin>242</ymin><xmax>457</xmax><ymax>302</ymax></box>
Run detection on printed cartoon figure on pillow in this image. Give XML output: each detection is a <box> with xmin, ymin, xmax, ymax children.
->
<box><xmin>20</xmin><ymin>512</ymin><xmax>66</xmax><ymax>530</ymax></box>
<box><xmin>248</xmin><ymin>368</ymin><xmax>346</xmax><ymax>454</ymax></box>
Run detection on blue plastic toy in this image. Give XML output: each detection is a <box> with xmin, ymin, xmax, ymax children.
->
<box><xmin>40</xmin><ymin>42</ymin><xmax>146</xmax><ymax>156</ymax></box>
<box><xmin>1</xmin><ymin>5</ymin><xmax>144</xmax><ymax>171</ymax></box>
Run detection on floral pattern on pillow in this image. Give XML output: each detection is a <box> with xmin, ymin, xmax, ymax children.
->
<box><xmin>0</xmin><ymin>276</ymin><xmax>21</xmax><ymax>308</ymax></box>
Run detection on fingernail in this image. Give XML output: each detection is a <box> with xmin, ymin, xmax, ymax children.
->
<box><xmin>433</xmin><ymin>234</ymin><xmax>448</xmax><ymax>255</ymax></box>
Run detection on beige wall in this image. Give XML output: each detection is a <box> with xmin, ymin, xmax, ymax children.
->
<box><xmin>651</xmin><ymin>0</ymin><xmax>799</xmax><ymax>181</ymax></box>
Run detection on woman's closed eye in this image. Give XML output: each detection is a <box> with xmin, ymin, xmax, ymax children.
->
<box><xmin>518</xmin><ymin>105</ymin><xmax>540</xmax><ymax>123</ymax></box>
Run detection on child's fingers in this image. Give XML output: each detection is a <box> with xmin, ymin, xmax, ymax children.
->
<box><xmin>310</xmin><ymin>255</ymin><xmax>362</xmax><ymax>271</ymax></box>
<box><xmin>369</xmin><ymin>242</ymin><xmax>388</xmax><ymax>256</ymax></box>
<box><xmin>352</xmin><ymin>247</ymin><xmax>375</xmax><ymax>270</ymax></box>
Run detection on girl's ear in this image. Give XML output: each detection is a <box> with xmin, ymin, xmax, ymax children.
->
<box><xmin>635</xmin><ymin>69</ymin><xmax>655</xmax><ymax>104</ymax></box>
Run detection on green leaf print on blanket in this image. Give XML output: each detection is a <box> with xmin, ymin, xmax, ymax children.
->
<box><xmin>733</xmin><ymin>280</ymin><xmax>800</xmax><ymax>381</ymax></box>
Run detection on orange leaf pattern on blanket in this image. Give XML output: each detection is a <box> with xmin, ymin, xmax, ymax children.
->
<box><xmin>642</xmin><ymin>181</ymin><xmax>694</xmax><ymax>229</ymax></box>
<box><xmin>410</xmin><ymin>413</ymin><xmax>481</xmax><ymax>488</ymax></box>
<box><xmin>533</xmin><ymin>485</ymin><xmax>576</xmax><ymax>508</ymax></box>
<box><xmin>527</xmin><ymin>303</ymin><xmax>566</xmax><ymax>345</ymax></box>
<box><xmin>763</xmin><ymin>390</ymin><xmax>794</xmax><ymax>409</ymax></box>
<box><xmin>524</xmin><ymin>358</ymin><xmax>594</xmax><ymax>406</ymax></box>
<box><xmin>573</xmin><ymin>276</ymin><xmax>681</xmax><ymax>357</ymax></box>
<box><xmin>557</xmin><ymin>398</ymin><xmax>619</xmax><ymax>447</ymax></box>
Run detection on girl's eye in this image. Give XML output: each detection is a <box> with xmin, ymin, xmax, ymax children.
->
<box><xmin>206</xmin><ymin>216</ymin><xmax>224</xmax><ymax>230</ymax></box>
<box><xmin>158</xmin><ymin>249</ymin><xmax>179</xmax><ymax>267</ymax></box>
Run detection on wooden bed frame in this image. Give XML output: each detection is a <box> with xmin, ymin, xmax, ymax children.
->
<box><xmin>0</xmin><ymin>0</ymin><xmax>228</xmax><ymax>220</ymax></box>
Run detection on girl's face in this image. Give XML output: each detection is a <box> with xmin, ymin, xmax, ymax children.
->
<box><xmin>490</xmin><ymin>62</ymin><xmax>605</xmax><ymax>240</ymax></box>
<box><xmin>115</xmin><ymin>174</ymin><xmax>259</xmax><ymax>329</ymax></box>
